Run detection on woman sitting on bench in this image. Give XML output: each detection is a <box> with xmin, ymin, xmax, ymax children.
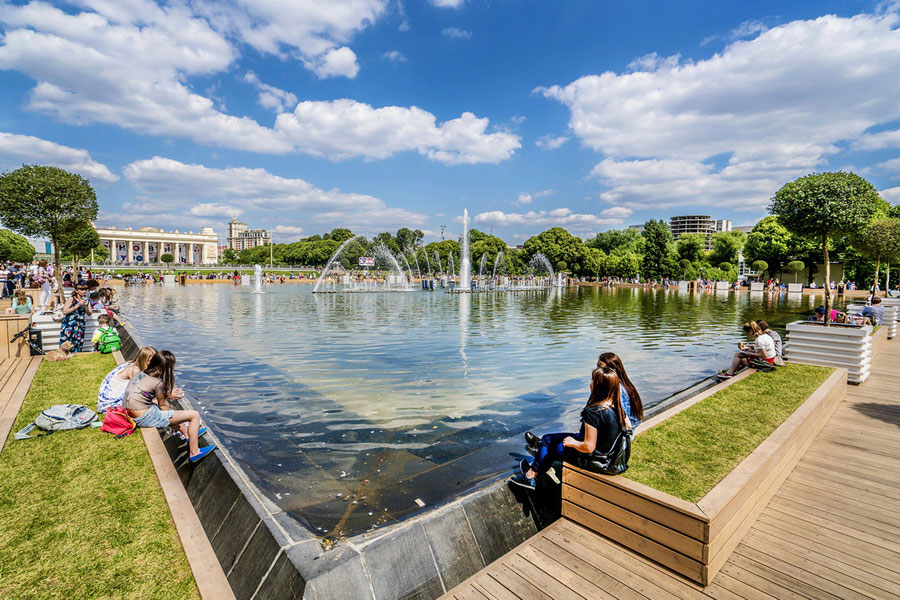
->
<box><xmin>716</xmin><ymin>321</ymin><xmax>776</xmax><ymax>380</ymax></box>
<box><xmin>511</xmin><ymin>367</ymin><xmax>631</xmax><ymax>490</ymax></box>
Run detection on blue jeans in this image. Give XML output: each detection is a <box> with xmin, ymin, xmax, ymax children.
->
<box><xmin>530</xmin><ymin>432</ymin><xmax>581</xmax><ymax>475</ymax></box>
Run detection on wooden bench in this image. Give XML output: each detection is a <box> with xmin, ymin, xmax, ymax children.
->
<box><xmin>561</xmin><ymin>367</ymin><xmax>847</xmax><ymax>585</ymax></box>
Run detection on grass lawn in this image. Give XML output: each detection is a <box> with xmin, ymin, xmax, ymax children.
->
<box><xmin>0</xmin><ymin>354</ymin><xmax>199</xmax><ymax>600</ymax></box>
<box><xmin>626</xmin><ymin>363</ymin><xmax>834</xmax><ymax>503</ymax></box>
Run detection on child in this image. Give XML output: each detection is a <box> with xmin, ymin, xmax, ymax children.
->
<box><xmin>45</xmin><ymin>341</ymin><xmax>75</xmax><ymax>362</ymax></box>
<box><xmin>97</xmin><ymin>346</ymin><xmax>156</xmax><ymax>413</ymax></box>
<box><xmin>100</xmin><ymin>288</ymin><xmax>123</xmax><ymax>325</ymax></box>
<box><xmin>91</xmin><ymin>314</ymin><xmax>122</xmax><ymax>354</ymax></box>
<box><xmin>6</xmin><ymin>289</ymin><xmax>33</xmax><ymax>315</ymax></box>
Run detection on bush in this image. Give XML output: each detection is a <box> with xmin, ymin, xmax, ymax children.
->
<box><xmin>160</xmin><ymin>253</ymin><xmax>174</xmax><ymax>264</ymax></box>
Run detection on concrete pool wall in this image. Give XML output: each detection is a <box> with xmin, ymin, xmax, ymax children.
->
<box><xmin>119</xmin><ymin>322</ymin><xmax>549</xmax><ymax>599</ymax></box>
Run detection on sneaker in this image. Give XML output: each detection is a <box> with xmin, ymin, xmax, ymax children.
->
<box><xmin>715</xmin><ymin>372</ymin><xmax>733</xmax><ymax>380</ymax></box>
<box><xmin>519</xmin><ymin>458</ymin><xmax>532</xmax><ymax>477</ymax></box>
<box><xmin>509</xmin><ymin>473</ymin><xmax>536</xmax><ymax>491</ymax></box>
<box><xmin>524</xmin><ymin>431</ymin><xmax>540</xmax><ymax>447</ymax></box>
<box><xmin>525</xmin><ymin>444</ymin><xmax>539</xmax><ymax>457</ymax></box>
<box><xmin>189</xmin><ymin>444</ymin><xmax>216</xmax><ymax>463</ymax></box>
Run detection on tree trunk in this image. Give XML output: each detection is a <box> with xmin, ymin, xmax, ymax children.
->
<box><xmin>873</xmin><ymin>258</ymin><xmax>881</xmax><ymax>299</ymax></box>
<box><xmin>823</xmin><ymin>235</ymin><xmax>831</xmax><ymax>327</ymax></box>
<box><xmin>887</xmin><ymin>263</ymin><xmax>891</xmax><ymax>294</ymax></box>
<box><xmin>53</xmin><ymin>235</ymin><xmax>64</xmax><ymax>304</ymax></box>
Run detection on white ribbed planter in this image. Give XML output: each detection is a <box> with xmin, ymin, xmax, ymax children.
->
<box><xmin>31</xmin><ymin>312</ymin><xmax>102</xmax><ymax>352</ymax></box>
<box><xmin>787</xmin><ymin>283</ymin><xmax>803</xmax><ymax>293</ymax></box>
<box><xmin>715</xmin><ymin>281</ymin><xmax>730</xmax><ymax>290</ymax></box>
<box><xmin>750</xmin><ymin>282</ymin><xmax>764</xmax><ymax>291</ymax></box>
<box><xmin>846</xmin><ymin>304</ymin><xmax>898</xmax><ymax>339</ymax></box>
<box><xmin>785</xmin><ymin>321</ymin><xmax>872</xmax><ymax>383</ymax></box>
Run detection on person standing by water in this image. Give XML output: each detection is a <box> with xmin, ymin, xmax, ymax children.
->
<box><xmin>511</xmin><ymin>367</ymin><xmax>632</xmax><ymax>490</ymax></box>
<box><xmin>59</xmin><ymin>283</ymin><xmax>92</xmax><ymax>352</ymax></box>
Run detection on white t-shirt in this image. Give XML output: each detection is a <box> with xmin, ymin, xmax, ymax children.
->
<box><xmin>755</xmin><ymin>334</ymin><xmax>776</xmax><ymax>359</ymax></box>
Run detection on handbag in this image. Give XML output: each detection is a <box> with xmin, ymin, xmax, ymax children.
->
<box><xmin>567</xmin><ymin>413</ymin><xmax>633</xmax><ymax>476</ymax></box>
<box><xmin>100</xmin><ymin>407</ymin><xmax>137</xmax><ymax>439</ymax></box>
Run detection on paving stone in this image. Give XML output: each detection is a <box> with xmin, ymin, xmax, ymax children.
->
<box><xmin>463</xmin><ymin>483</ymin><xmax>539</xmax><ymax>565</ymax></box>
<box><xmin>227</xmin><ymin>521</ymin><xmax>281</xmax><ymax>600</ymax></box>
<box><xmin>284</xmin><ymin>537</ymin><xmax>360</xmax><ymax>582</ymax></box>
<box><xmin>302</xmin><ymin>554</ymin><xmax>373</xmax><ymax>600</ymax></box>
<box><xmin>362</xmin><ymin>524</ymin><xmax>444</xmax><ymax>600</ymax></box>
<box><xmin>422</xmin><ymin>506</ymin><xmax>485</xmax><ymax>590</ymax></box>
<box><xmin>251</xmin><ymin>550</ymin><xmax>306</xmax><ymax>600</ymax></box>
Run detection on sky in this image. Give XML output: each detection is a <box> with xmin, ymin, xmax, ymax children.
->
<box><xmin>1</xmin><ymin>0</ymin><xmax>900</xmax><ymax>246</ymax></box>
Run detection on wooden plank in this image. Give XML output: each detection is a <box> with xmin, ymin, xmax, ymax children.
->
<box><xmin>781</xmin><ymin>472</ymin><xmax>900</xmax><ymax>515</ymax></box>
<box><xmin>714</xmin><ymin>566</ymin><xmax>800</xmax><ymax>600</ymax></box>
<box><xmin>562</xmin><ymin>501</ymin><xmax>706</xmax><ymax>584</ymax></box>
<box><xmin>767</xmin><ymin>503</ymin><xmax>900</xmax><ymax>555</ymax></box>
<box><xmin>0</xmin><ymin>357</ymin><xmax>42</xmax><ymax>453</ymax></box>
<box><xmin>514</xmin><ymin>546</ymin><xmax>619</xmax><ymax>600</ymax></box>
<box><xmin>562</xmin><ymin>485</ymin><xmax>705</xmax><ymax>561</ymax></box>
<box><xmin>727</xmin><ymin>551</ymin><xmax>846</xmax><ymax>600</ymax></box>
<box><xmin>485</xmin><ymin>563</ymin><xmax>553</xmax><ymax>600</ymax></box>
<box><xmin>471</xmin><ymin>576</ymin><xmax>518</xmax><ymax>600</ymax></box>
<box><xmin>504</xmin><ymin>552</ymin><xmax>592</xmax><ymax>600</ymax></box>
<box><xmin>793</xmin><ymin>462</ymin><xmax>900</xmax><ymax>501</ymax></box>
<box><xmin>769</xmin><ymin>495</ymin><xmax>900</xmax><ymax>549</ymax></box>
<box><xmin>0</xmin><ymin>355</ymin><xmax>29</xmax><ymax>398</ymax></box>
<box><xmin>776</xmin><ymin>483</ymin><xmax>900</xmax><ymax>532</ymax></box>
<box><xmin>564</xmin><ymin>470</ymin><xmax>707</xmax><ymax>540</ymax></box>
<box><xmin>452</xmin><ymin>586</ymin><xmax>489</xmax><ymax>600</ymax></box>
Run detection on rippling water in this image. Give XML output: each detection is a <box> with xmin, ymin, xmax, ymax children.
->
<box><xmin>118</xmin><ymin>283</ymin><xmax>821</xmax><ymax>537</ymax></box>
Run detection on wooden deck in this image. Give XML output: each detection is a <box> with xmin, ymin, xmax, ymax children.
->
<box><xmin>442</xmin><ymin>341</ymin><xmax>900</xmax><ymax>600</ymax></box>
<box><xmin>0</xmin><ymin>356</ymin><xmax>43</xmax><ymax>453</ymax></box>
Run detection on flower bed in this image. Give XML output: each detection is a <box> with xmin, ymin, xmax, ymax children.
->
<box><xmin>561</xmin><ymin>364</ymin><xmax>844</xmax><ymax>585</ymax></box>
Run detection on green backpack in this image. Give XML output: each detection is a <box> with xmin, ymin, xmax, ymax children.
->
<box><xmin>96</xmin><ymin>328</ymin><xmax>121</xmax><ymax>354</ymax></box>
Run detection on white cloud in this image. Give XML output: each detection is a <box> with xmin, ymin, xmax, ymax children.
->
<box><xmin>881</xmin><ymin>186</ymin><xmax>900</xmax><ymax>202</ymax></box>
<box><xmin>442</xmin><ymin>27</ymin><xmax>472</xmax><ymax>39</ymax></box>
<box><xmin>516</xmin><ymin>193</ymin><xmax>533</xmax><ymax>205</ymax></box>
<box><xmin>192</xmin><ymin>0</ymin><xmax>385</xmax><ymax>78</ymax></box>
<box><xmin>535</xmin><ymin>135</ymin><xmax>569</xmax><ymax>150</ymax></box>
<box><xmin>873</xmin><ymin>157</ymin><xmax>900</xmax><ymax>177</ymax></box>
<box><xmin>473</xmin><ymin>208</ymin><xmax>627</xmax><ymax>232</ymax></box>
<box><xmin>243</xmin><ymin>72</ymin><xmax>297</xmax><ymax>113</ymax></box>
<box><xmin>853</xmin><ymin>129</ymin><xmax>900</xmax><ymax>150</ymax></box>
<box><xmin>0</xmin><ymin>132</ymin><xmax>118</xmax><ymax>183</ymax></box>
<box><xmin>627</xmin><ymin>52</ymin><xmax>680</xmax><ymax>72</ymax></box>
<box><xmin>309</xmin><ymin>46</ymin><xmax>360</xmax><ymax>79</ymax></box>
<box><xmin>274</xmin><ymin>225</ymin><xmax>304</xmax><ymax>234</ymax></box>
<box><xmin>701</xmin><ymin>18</ymin><xmax>770</xmax><ymax>45</ymax></box>
<box><xmin>121</xmin><ymin>156</ymin><xmax>427</xmax><ymax>233</ymax></box>
<box><xmin>0</xmin><ymin>1</ymin><xmax>514</xmax><ymax>165</ymax></box>
<box><xmin>432</xmin><ymin>0</ymin><xmax>465</xmax><ymax>7</ymax></box>
<box><xmin>600</xmin><ymin>206</ymin><xmax>633</xmax><ymax>218</ymax></box>
<box><xmin>539</xmin><ymin>12</ymin><xmax>900</xmax><ymax>210</ymax></box>
<box><xmin>275</xmin><ymin>100</ymin><xmax>520</xmax><ymax>164</ymax></box>
<box><xmin>382</xmin><ymin>50</ymin><xmax>407</xmax><ymax>62</ymax></box>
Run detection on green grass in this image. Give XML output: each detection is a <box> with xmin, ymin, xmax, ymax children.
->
<box><xmin>0</xmin><ymin>354</ymin><xmax>199</xmax><ymax>600</ymax></box>
<box><xmin>626</xmin><ymin>363</ymin><xmax>834</xmax><ymax>503</ymax></box>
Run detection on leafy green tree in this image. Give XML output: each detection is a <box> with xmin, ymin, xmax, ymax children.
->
<box><xmin>719</xmin><ymin>262</ymin><xmax>733</xmax><ymax>272</ymax></box>
<box><xmin>469</xmin><ymin>232</ymin><xmax>507</xmax><ymax>273</ymax></box>
<box><xmin>641</xmin><ymin>219</ymin><xmax>675</xmax><ymax>280</ymax></box>
<box><xmin>579</xmin><ymin>247</ymin><xmax>606</xmax><ymax>276</ymax></box>
<box><xmin>709</xmin><ymin>231</ymin><xmax>746</xmax><ymax>266</ymax></box>
<box><xmin>0</xmin><ymin>165</ymin><xmax>98</xmax><ymax>297</ymax></box>
<box><xmin>587</xmin><ymin>228</ymin><xmax>645</xmax><ymax>256</ymax></box>
<box><xmin>372</xmin><ymin>232</ymin><xmax>400</xmax><ymax>254</ymax></box>
<box><xmin>784</xmin><ymin>260</ymin><xmax>805</xmax><ymax>283</ymax></box>
<box><xmin>852</xmin><ymin>218</ymin><xmax>900</xmax><ymax>295</ymax></box>
<box><xmin>59</xmin><ymin>222</ymin><xmax>103</xmax><ymax>276</ymax></box>
<box><xmin>396</xmin><ymin>228</ymin><xmax>424</xmax><ymax>250</ymax></box>
<box><xmin>675</xmin><ymin>233</ymin><xmax>706</xmax><ymax>263</ymax></box>
<box><xmin>326</xmin><ymin>228</ymin><xmax>356</xmax><ymax>244</ymax></box>
<box><xmin>751</xmin><ymin>260</ymin><xmax>768</xmax><ymax>277</ymax></box>
<box><xmin>743</xmin><ymin>216</ymin><xmax>792</xmax><ymax>277</ymax></box>
<box><xmin>161</xmin><ymin>253</ymin><xmax>174</xmax><ymax>265</ymax></box>
<box><xmin>771</xmin><ymin>172</ymin><xmax>884</xmax><ymax>324</ymax></box>
<box><xmin>605</xmin><ymin>252</ymin><xmax>641</xmax><ymax>279</ymax></box>
<box><xmin>0</xmin><ymin>229</ymin><xmax>35</xmax><ymax>262</ymax></box>
<box><xmin>221</xmin><ymin>248</ymin><xmax>238</xmax><ymax>263</ymax></box>
<box><xmin>522</xmin><ymin>227</ymin><xmax>585</xmax><ymax>270</ymax></box>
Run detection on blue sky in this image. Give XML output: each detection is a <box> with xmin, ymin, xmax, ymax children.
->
<box><xmin>1</xmin><ymin>0</ymin><xmax>899</xmax><ymax>245</ymax></box>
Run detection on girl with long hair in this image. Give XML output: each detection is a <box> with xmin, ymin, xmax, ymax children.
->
<box><xmin>123</xmin><ymin>350</ymin><xmax>215</xmax><ymax>462</ymax></box>
<box><xmin>511</xmin><ymin>367</ymin><xmax>631</xmax><ymax>490</ymax></box>
<box><xmin>97</xmin><ymin>346</ymin><xmax>157</xmax><ymax>413</ymax></box>
<box><xmin>596</xmin><ymin>352</ymin><xmax>644</xmax><ymax>429</ymax></box>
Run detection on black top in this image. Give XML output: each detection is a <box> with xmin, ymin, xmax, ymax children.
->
<box><xmin>580</xmin><ymin>404</ymin><xmax>621</xmax><ymax>455</ymax></box>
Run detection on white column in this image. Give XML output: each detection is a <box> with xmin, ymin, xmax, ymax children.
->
<box><xmin>158</xmin><ymin>241</ymin><xmax>165</xmax><ymax>264</ymax></box>
<box><xmin>126</xmin><ymin>240</ymin><xmax>133</xmax><ymax>263</ymax></box>
<box><xmin>142</xmin><ymin>241</ymin><xmax>149</xmax><ymax>265</ymax></box>
<box><xmin>201</xmin><ymin>243</ymin><xmax>209</xmax><ymax>265</ymax></box>
<box><xmin>109</xmin><ymin>239</ymin><xmax>117</xmax><ymax>263</ymax></box>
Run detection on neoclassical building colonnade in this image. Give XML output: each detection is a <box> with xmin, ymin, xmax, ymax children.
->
<box><xmin>94</xmin><ymin>226</ymin><xmax>219</xmax><ymax>265</ymax></box>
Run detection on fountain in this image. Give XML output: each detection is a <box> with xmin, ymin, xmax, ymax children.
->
<box><xmin>459</xmin><ymin>209</ymin><xmax>471</xmax><ymax>290</ymax></box>
<box><xmin>434</xmin><ymin>250</ymin><xmax>442</xmax><ymax>276</ymax></box>
<box><xmin>374</xmin><ymin>243</ymin><xmax>411</xmax><ymax>290</ymax></box>
<box><xmin>313</xmin><ymin>235</ymin><xmax>362</xmax><ymax>293</ymax></box>
<box><xmin>252</xmin><ymin>264</ymin><xmax>264</xmax><ymax>293</ymax></box>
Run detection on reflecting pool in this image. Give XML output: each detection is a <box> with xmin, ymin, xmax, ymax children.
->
<box><xmin>118</xmin><ymin>284</ymin><xmax>822</xmax><ymax>537</ymax></box>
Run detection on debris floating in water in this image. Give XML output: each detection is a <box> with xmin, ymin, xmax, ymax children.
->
<box><xmin>414</xmin><ymin>498</ymin><xmax>426</xmax><ymax>508</ymax></box>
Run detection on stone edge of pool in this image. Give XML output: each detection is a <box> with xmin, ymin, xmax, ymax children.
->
<box><xmin>117</xmin><ymin>321</ymin><xmax>716</xmax><ymax>600</ymax></box>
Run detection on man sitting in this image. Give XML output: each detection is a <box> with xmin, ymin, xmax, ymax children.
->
<box><xmin>716</xmin><ymin>321</ymin><xmax>777</xmax><ymax>379</ymax></box>
<box><xmin>862</xmin><ymin>296</ymin><xmax>884</xmax><ymax>326</ymax></box>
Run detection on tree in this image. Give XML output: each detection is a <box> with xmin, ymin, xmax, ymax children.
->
<box><xmin>709</xmin><ymin>231</ymin><xmax>746</xmax><ymax>266</ymax></box>
<box><xmin>785</xmin><ymin>260</ymin><xmax>805</xmax><ymax>283</ymax></box>
<box><xmin>221</xmin><ymin>248</ymin><xmax>238</xmax><ymax>263</ymax></box>
<box><xmin>743</xmin><ymin>216</ymin><xmax>792</xmax><ymax>277</ymax></box>
<box><xmin>641</xmin><ymin>219</ymin><xmax>675</xmax><ymax>280</ymax></box>
<box><xmin>522</xmin><ymin>227</ymin><xmax>585</xmax><ymax>271</ymax></box>
<box><xmin>675</xmin><ymin>233</ymin><xmax>706</xmax><ymax>263</ymax></box>
<box><xmin>0</xmin><ymin>229</ymin><xmax>35</xmax><ymax>262</ymax></box>
<box><xmin>161</xmin><ymin>253</ymin><xmax>174</xmax><ymax>265</ymax></box>
<box><xmin>751</xmin><ymin>260</ymin><xmax>768</xmax><ymax>278</ymax></box>
<box><xmin>60</xmin><ymin>222</ymin><xmax>102</xmax><ymax>278</ymax></box>
<box><xmin>326</xmin><ymin>228</ymin><xmax>356</xmax><ymax>244</ymax></box>
<box><xmin>587</xmin><ymin>228</ymin><xmax>645</xmax><ymax>256</ymax></box>
<box><xmin>852</xmin><ymin>218</ymin><xmax>900</xmax><ymax>296</ymax></box>
<box><xmin>0</xmin><ymin>165</ymin><xmax>98</xmax><ymax>299</ymax></box>
<box><xmin>771</xmin><ymin>172</ymin><xmax>884</xmax><ymax>325</ymax></box>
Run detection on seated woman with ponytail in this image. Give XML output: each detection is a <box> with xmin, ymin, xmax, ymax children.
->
<box><xmin>511</xmin><ymin>367</ymin><xmax>632</xmax><ymax>490</ymax></box>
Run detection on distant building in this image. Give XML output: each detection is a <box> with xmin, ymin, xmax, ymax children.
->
<box><xmin>733</xmin><ymin>224</ymin><xmax>755</xmax><ymax>234</ymax></box>
<box><xmin>669</xmin><ymin>215</ymin><xmax>732</xmax><ymax>250</ymax></box>
<box><xmin>94</xmin><ymin>225</ymin><xmax>218</xmax><ymax>265</ymax></box>
<box><xmin>627</xmin><ymin>224</ymin><xmax>645</xmax><ymax>233</ymax></box>
<box><xmin>227</xmin><ymin>217</ymin><xmax>271</xmax><ymax>251</ymax></box>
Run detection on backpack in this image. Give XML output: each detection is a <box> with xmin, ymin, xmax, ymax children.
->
<box><xmin>14</xmin><ymin>404</ymin><xmax>98</xmax><ymax>440</ymax></box>
<box><xmin>96</xmin><ymin>328</ymin><xmax>121</xmax><ymax>354</ymax></box>
<box><xmin>100</xmin><ymin>407</ymin><xmax>137</xmax><ymax>439</ymax></box>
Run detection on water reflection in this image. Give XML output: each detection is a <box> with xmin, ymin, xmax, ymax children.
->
<box><xmin>118</xmin><ymin>284</ymin><xmax>824</xmax><ymax>537</ymax></box>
